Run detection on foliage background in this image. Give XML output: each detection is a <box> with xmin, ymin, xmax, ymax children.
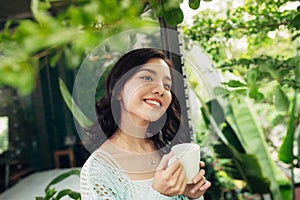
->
<box><xmin>1</xmin><ymin>0</ymin><xmax>300</xmax><ymax>199</ymax></box>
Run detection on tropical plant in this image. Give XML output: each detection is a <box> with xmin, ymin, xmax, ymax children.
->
<box><xmin>190</xmin><ymin>81</ymin><xmax>291</xmax><ymax>199</ymax></box>
<box><xmin>184</xmin><ymin>0</ymin><xmax>300</xmax><ymax>199</ymax></box>
<box><xmin>35</xmin><ymin>169</ymin><xmax>81</xmax><ymax>200</ymax></box>
<box><xmin>59</xmin><ymin>78</ymin><xmax>93</xmax><ymax>128</ymax></box>
<box><xmin>0</xmin><ymin>0</ymin><xmax>208</xmax><ymax>95</ymax></box>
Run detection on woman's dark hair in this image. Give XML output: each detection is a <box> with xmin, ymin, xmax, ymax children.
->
<box><xmin>86</xmin><ymin>48</ymin><xmax>182</xmax><ymax>153</ymax></box>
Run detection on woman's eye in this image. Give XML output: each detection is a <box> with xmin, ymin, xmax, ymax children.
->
<box><xmin>141</xmin><ymin>76</ymin><xmax>153</xmax><ymax>81</ymax></box>
<box><xmin>164</xmin><ymin>84</ymin><xmax>171</xmax><ymax>90</ymax></box>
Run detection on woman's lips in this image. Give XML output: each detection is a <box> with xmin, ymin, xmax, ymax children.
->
<box><xmin>143</xmin><ymin>98</ymin><xmax>162</xmax><ymax>108</ymax></box>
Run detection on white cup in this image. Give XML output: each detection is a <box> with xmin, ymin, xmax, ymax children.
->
<box><xmin>169</xmin><ymin>143</ymin><xmax>200</xmax><ymax>183</ymax></box>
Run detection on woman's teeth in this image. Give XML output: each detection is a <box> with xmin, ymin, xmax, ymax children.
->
<box><xmin>145</xmin><ymin>99</ymin><xmax>161</xmax><ymax>107</ymax></box>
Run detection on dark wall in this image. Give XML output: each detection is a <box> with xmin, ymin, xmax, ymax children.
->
<box><xmin>32</xmin><ymin>58</ymin><xmax>85</xmax><ymax>170</ymax></box>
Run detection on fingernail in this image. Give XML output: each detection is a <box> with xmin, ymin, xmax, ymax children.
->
<box><xmin>193</xmin><ymin>178</ymin><xmax>198</xmax><ymax>184</ymax></box>
<box><xmin>200</xmin><ymin>184</ymin><xmax>207</xmax><ymax>190</ymax></box>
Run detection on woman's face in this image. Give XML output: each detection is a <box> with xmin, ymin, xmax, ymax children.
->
<box><xmin>118</xmin><ymin>58</ymin><xmax>173</xmax><ymax>126</ymax></box>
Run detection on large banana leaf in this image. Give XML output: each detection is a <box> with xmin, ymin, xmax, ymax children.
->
<box><xmin>201</xmin><ymin>100</ymin><xmax>245</xmax><ymax>153</ymax></box>
<box><xmin>278</xmin><ymin>89</ymin><xmax>298</xmax><ymax>163</ymax></box>
<box><xmin>201</xmin><ymin>100</ymin><xmax>271</xmax><ymax>194</ymax></box>
<box><xmin>214</xmin><ymin>142</ymin><xmax>271</xmax><ymax>194</ymax></box>
<box><xmin>228</xmin><ymin>97</ymin><xmax>292</xmax><ymax>200</ymax></box>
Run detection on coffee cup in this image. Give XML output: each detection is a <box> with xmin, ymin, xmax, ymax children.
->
<box><xmin>169</xmin><ymin>143</ymin><xmax>200</xmax><ymax>183</ymax></box>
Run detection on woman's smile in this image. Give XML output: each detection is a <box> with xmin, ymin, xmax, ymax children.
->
<box><xmin>143</xmin><ymin>98</ymin><xmax>162</xmax><ymax>108</ymax></box>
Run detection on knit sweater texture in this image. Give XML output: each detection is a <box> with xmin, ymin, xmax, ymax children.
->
<box><xmin>80</xmin><ymin>149</ymin><xmax>203</xmax><ymax>200</ymax></box>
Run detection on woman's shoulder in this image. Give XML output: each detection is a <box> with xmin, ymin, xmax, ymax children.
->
<box><xmin>83</xmin><ymin>147</ymin><xmax>124</xmax><ymax>171</ymax></box>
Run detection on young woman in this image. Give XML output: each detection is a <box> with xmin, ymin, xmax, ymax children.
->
<box><xmin>80</xmin><ymin>48</ymin><xmax>211</xmax><ymax>199</ymax></box>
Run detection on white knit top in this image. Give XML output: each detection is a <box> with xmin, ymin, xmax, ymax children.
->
<box><xmin>80</xmin><ymin>149</ymin><xmax>203</xmax><ymax>200</ymax></box>
<box><xmin>132</xmin><ymin>178</ymin><xmax>153</xmax><ymax>187</ymax></box>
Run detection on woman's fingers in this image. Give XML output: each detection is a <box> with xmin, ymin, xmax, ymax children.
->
<box><xmin>154</xmin><ymin>156</ymin><xmax>211</xmax><ymax>196</ymax></box>
<box><xmin>177</xmin><ymin>170</ymin><xmax>188</xmax><ymax>194</ymax></box>
<box><xmin>199</xmin><ymin>180</ymin><xmax>211</xmax><ymax>193</ymax></box>
<box><xmin>199</xmin><ymin>161</ymin><xmax>205</xmax><ymax>168</ymax></box>
<box><xmin>191</xmin><ymin>175</ymin><xmax>206</xmax><ymax>194</ymax></box>
<box><xmin>167</xmin><ymin>163</ymin><xmax>187</xmax><ymax>195</ymax></box>
<box><xmin>165</xmin><ymin>159</ymin><xmax>182</xmax><ymax>176</ymax></box>
<box><xmin>159</xmin><ymin>151</ymin><xmax>174</xmax><ymax>170</ymax></box>
<box><xmin>153</xmin><ymin>153</ymin><xmax>188</xmax><ymax>196</ymax></box>
<box><xmin>201</xmin><ymin>180</ymin><xmax>211</xmax><ymax>190</ymax></box>
<box><xmin>189</xmin><ymin>168</ymin><xmax>207</xmax><ymax>194</ymax></box>
<box><xmin>192</xmin><ymin>169</ymin><xmax>205</xmax><ymax>184</ymax></box>
<box><xmin>169</xmin><ymin>160</ymin><xmax>182</xmax><ymax>175</ymax></box>
<box><xmin>181</xmin><ymin>161</ymin><xmax>211</xmax><ymax>198</ymax></box>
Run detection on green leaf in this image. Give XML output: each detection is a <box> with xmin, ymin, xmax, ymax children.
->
<box><xmin>279</xmin><ymin>90</ymin><xmax>298</xmax><ymax>163</ymax></box>
<box><xmin>45</xmin><ymin>169</ymin><xmax>80</xmax><ymax>192</ymax></box>
<box><xmin>30</xmin><ymin>0</ymin><xmax>52</xmax><ymax>25</ymax></box>
<box><xmin>249</xmin><ymin>86</ymin><xmax>264</xmax><ymax>101</ymax></box>
<box><xmin>274</xmin><ymin>86</ymin><xmax>290</xmax><ymax>112</ymax></box>
<box><xmin>50</xmin><ymin>50</ymin><xmax>63</xmax><ymax>67</ymax></box>
<box><xmin>189</xmin><ymin>0</ymin><xmax>201</xmax><ymax>10</ymax></box>
<box><xmin>295</xmin><ymin>59</ymin><xmax>300</xmax><ymax>85</ymax></box>
<box><xmin>56</xmin><ymin>189</ymin><xmax>81</xmax><ymax>199</ymax></box>
<box><xmin>0</xmin><ymin>55</ymin><xmax>37</xmax><ymax>95</ymax></box>
<box><xmin>228</xmin><ymin>97</ymin><xmax>291</xmax><ymax>199</ymax></box>
<box><xmin>259</xmin><ymin>61</ymin><xmax>278</xmax><ymax>79</ymax></box>
<box><xmin>203</xmin><ymin>99</ymin><xmax>246</xmax><ymax>152</ymax></box>
<box><xmin>213</xmin><ymin>86</ymin><xmax>229</xmax><ymax>96</ymax></box>
<box><xmin>64</xmin><ymin>47</ymin><xmax>82</xmax><ymax>68</ymax></box>
<box><xmin>59</xmin><ymin>78</ymin><xmax>93</xmax><ymax>128</ymax></box>
<box><xmin>214</xmin><ymin>143</ymin><xmax>243</xmax><ymax>161</ymax></box>
<box><xmin>45</xmin><ymin>188</ymin><xmax>56</xmax><ymax>199</ymax></box>
<box><xmin>45</xmin><ymin>28</ymin><xmax>76</xmax><ymax>47</ymax></box>
<box><xmin>246</xmin><ymin>176</ymin><xmax>271</xmax><ymax>193</ymax></box>
<box><xmin>162</xmin><ymin>8</ymin><xmax>184</xmax><ymax>27</ymax></box>
<box><xmin>246</xmin><ymin>70</ymin><xmax>258</xmax><ymax>85</ymax></box>
<box><xmin>222</xmin><ymin>121</ymin><xmax>245</xmax><ymax>153</ymax></box>
<box><xmin>234</xmin><ymin>89</ymin><xmax>247</xmax><ymax>95</ymax></box>
<box><xmin>189</xmin><ymin>77</ymin><xmax>199</xmax><ymax>90</ymax></box>
<box><xmin>149</xmin><ymin>0</ymin><xmax>163</xmax><ymax>17</ymax></box>
<box><xmin>206</xmin><ymin>100</ymin><xmax>225</xmax><ymax>126</ymax></box>
<box><xmin>214</xmin><ymin>143</ymin><xmax>270</xmax><ymax>194</ymax></box>
<box><xmin>226</xmin><ymin>80</ymin><xmax>246</xmax><ymax>88</ymax></box>
<box><xmin>291</xmin><ymin>13</ymin><xmax>300</xmax><ymax>29</ymax></box>
<box><xmin>197</xmin><ymin>98</ymin><xmax>230</xmax><ymax>146</ymax></box>
<box><xmin>292</xmin><ymin>32</ymin><xmax>300</xmax><ymax>41</ymax></box>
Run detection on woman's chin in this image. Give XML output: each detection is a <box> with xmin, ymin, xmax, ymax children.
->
<box><xmin>148</xmin><ymin>114</ymin><xmax>163</xmax><ymax>122</ymax></box>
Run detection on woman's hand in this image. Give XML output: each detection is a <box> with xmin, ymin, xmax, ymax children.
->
<box><xmin>183</xmin><ymin>161</ymin><xmax>211</xmax><ymax>199</ymax></box>
<box><xmin>152</xmin><ymin>151</ymin><xmax>187</xmax><ymax>196</ymax></box>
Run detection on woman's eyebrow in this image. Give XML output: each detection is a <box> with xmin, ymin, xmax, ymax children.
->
<box><xmin>138</xmin><ymin>68</ymin><xmax>171</xmax><ymax>81</ymax></box>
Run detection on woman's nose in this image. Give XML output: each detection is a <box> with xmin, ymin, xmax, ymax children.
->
<box><xmin>152</xmin><ymin>83</ymin><xmax>164</xmax><ymax>96</ymax></box>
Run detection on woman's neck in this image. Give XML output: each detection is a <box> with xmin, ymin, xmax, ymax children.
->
<box><xmin>118</xmin><ymin>116</ymin><xmax>149</xmax><ymax>139</ymax></box>
<box><xmin>115</xmin><ymin>130</ymin><xmax>153</xmax><ymax>152</ymax></box>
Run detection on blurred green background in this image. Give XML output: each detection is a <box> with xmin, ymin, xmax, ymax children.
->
<box><xmin>0</xmin><ymin>0</ymin><xmax>300</xmax><ymax>199</ymax></box>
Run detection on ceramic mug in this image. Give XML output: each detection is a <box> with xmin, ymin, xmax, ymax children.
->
<box><xmin>169</xmin><ymin>143</ymin><xmax>200</xmax><ymax>183</ymax></box>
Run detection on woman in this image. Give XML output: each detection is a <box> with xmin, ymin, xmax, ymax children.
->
<box><xmin>80</xmin><ymin>48</ymin><xmax>211</xmax><ymax>199</ymax></box>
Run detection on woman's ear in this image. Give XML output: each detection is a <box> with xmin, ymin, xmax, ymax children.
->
<box><xmin>117</xmin><ymin>90</ymin><xmax>122</xmax><ymax>100</ymax></box>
